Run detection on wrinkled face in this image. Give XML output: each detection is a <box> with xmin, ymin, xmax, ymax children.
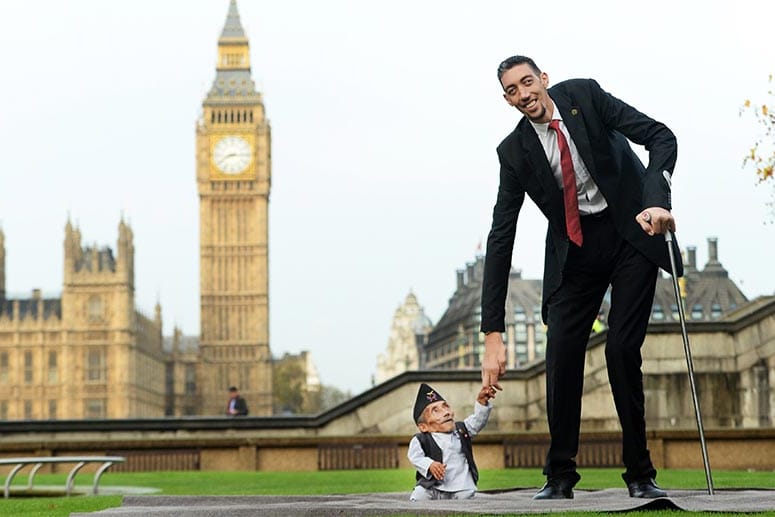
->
<box><xmin>500</xmin><ymin>63</ymin><xmax>553</xmax><ymax>123</ymax></box>
<box><xmin>417</xmin><ymin>400</ymin><xmax>455</xmax><ymax>433</ymax></box>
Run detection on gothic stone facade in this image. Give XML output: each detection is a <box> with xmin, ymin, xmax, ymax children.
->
<box><xmin>0</xmin><ymin>1</ymin><xmax>277</xmax><ymax>420</ymax></box>
<box><xmin>374</xmin><ymin>291</ymin><xmax>433</xmax><ymax>384</ymax></box>
<box><xmin>0</xmin><ymin>221</ymin><xmax>166</xmax><ymax>419</ymax></box>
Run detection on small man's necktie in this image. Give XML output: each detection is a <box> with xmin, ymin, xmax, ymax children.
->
<box><xmin>548</xmin><ymin>120</ymin><xmax>583</xmax><ymax>246</ymax></box>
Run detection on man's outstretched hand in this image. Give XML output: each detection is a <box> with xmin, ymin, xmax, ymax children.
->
<box><xmin>481</xmin><ymin>332</ymin><xmax>506</xmax><ymax>391</ymax></box>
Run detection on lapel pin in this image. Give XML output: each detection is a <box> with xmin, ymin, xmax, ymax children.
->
<box><xmin>571</xmin><ymin>108</ymin><xmax>579</xmax><ymax>116</ymax></box>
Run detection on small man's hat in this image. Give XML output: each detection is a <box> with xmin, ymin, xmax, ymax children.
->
<box><xmin>413</xmin><ymin>383</ymin><xmax>445</xmax><ymax>423</ymax></box>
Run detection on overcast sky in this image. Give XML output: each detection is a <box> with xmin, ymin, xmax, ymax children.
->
<box><xmin>1</xmin><ymin>0</ymin><xmax>773</xmax><ymax>395</ymax></box>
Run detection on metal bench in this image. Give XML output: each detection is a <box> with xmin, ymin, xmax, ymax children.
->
<box><xmin>0</xmin><ymin>456</ymin><xmax>125</xmax><ymax>498</ymax></box>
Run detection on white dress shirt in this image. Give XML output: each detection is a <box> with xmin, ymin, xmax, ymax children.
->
<box><xmin>407</xmin><ymin>401</ymin><xmax>492</xmax><ymax>492</ymax></box>
<box><xmin>529</xmin><ymin>101</ymin><xmax>608</xmax><ymax>215</ymax></box>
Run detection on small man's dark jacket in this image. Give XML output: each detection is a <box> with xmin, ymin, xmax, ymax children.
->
<box><xmin>414</xmin><ymin>422</ymin><xmax>478</xmax><ymax>489</ymax></box>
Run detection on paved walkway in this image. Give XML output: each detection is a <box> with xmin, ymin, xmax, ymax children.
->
<box><xmin>73</xmin><ymin>489</ymin><xmax>775</xmax><ymax>516</ymax></box>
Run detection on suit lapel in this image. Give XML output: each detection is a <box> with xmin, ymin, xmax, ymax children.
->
<box><xmin>551</xmin><ymin>90</ymin><xmax>598</xmax><ymax>178</ymax></box>
<box><xmin>519</xmin><ymin>121</ymin><xmax>561</xmax><ymax>200</ymax></box>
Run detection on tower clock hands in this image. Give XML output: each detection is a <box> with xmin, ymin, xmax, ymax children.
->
<box><xmin>213</xmin><ymin>135</ymin><xmax>252</xmax><ymax>174</ymax></box>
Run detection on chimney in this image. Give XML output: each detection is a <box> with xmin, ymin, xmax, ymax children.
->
<box><xmin>456</xmin><ymin>269</ymin><xmax>465</xmax><ymax>290</ymax></box>
<box><xmin>708</xmin><ymin>237</ymin><xmax>718</xmax><ymax>263</ymax></box>
<box><xmin>466</xmin><ymin>262</ymin><xmax>475</xmax><ymax>284</ymax></box>
<box><xmin>32</xmin><ymin>289</ymin><xmax>42</xmax><ymax>320</ymax></box>
<box><xmin>173</xmin><ymin>326</ymin><xmax>182</xmax><ymax>354</ymax></box>
<box><xmin>91</xmin><ymin>245</ymin><xmax>99</xmax><ymax>271</ymax></box>
<box><xmin>703</xmin><ymin>237</ymin><xmax>726</xmax><ymax>276</ymax></box>
<box><xmin>686</xmin><ymin>246</ymin><xmax>697</xmax><ymax>271</ymax></box>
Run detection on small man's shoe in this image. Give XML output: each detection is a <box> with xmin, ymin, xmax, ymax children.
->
<box><xmin>627</xmin><ymin>478</ymin><xmax>667</xmax><ymax>498</ymax></box>
<box><xmin>532</xmin><ymin>479</ymin><xmax>574</xmax><ymax>500</ymax></box>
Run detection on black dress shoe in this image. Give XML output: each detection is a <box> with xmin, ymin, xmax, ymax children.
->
<box><xmin>627</xmin><ymin>478</ymin><xmax>667</xmax><ymax>498</ymax></box>
<box><xmin>533</xmin><ymin>479</ymin><xmax>574</xmax><ymax>500</ymax></box>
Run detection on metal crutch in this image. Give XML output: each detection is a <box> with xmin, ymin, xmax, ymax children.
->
<box><xmin>661</xmin><ymin>171</ymin><xmax>714</xmax><ymax>495</ymax></box>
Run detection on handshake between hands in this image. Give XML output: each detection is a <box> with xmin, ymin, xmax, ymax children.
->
<box><xmin>477</xmin><ymin>384</ymin><xmax>498</xmax><ymax>405</ymax></box>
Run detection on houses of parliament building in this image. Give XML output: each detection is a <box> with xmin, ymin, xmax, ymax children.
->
<box><xmin>0</xmin><ymin>1</ymin><xmax>275</xmax><ymax>419</ymax></box>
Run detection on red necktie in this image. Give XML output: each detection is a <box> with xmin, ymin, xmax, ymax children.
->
<box><xmin>548</xmin><ymin>120</ymin><xmax>583</xmax><ymax>247</ymax></box>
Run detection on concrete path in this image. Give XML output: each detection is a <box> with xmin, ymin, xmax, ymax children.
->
<box><xmin>73</xmin><ymin>488</ymin><xmax>775</xmax><ymax>516</ymax></box>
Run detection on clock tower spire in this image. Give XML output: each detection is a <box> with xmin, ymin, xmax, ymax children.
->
<box><xmin>215</xmin><ymin>0</ymin><xmax>251</xmax><ymax>77</ymax></box>
<box><xmin>196</xmin><ymin>0</ymin><xmax>273</xmax><ymax>416</ymax></box>
<box><xmin>220</xmin><ymin>0</ymin><xmax>247</xmax><ymax>42</ymax></box>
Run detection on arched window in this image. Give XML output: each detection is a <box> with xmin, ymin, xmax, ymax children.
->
<box><xmin>87</xmin><ymin>295</ymin><xmax>104</xmax><ymax>322</ymax></box>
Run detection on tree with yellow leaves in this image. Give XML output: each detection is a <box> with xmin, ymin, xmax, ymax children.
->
<box><xmin>741</xmin><ymin>75</ymin><xmax>775</xmax><ymax>185</ymax></box>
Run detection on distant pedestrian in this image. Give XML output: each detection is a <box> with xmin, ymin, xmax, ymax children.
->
<box><xmin>226</xmin><ymin>386</ymin><xmax>248</xmax><ymax>416</ymax></box>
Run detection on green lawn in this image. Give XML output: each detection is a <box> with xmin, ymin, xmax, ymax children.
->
<box><xmin>0</xmin><ymin>468</ymin><xmax>772</xmax><ymax>517</ymax></box>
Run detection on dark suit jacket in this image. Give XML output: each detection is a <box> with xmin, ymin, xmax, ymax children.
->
<box><xmin>228</xmin><ymin>396</ymin><xmax>249</xmax><ymax>416</ymax></box>
<box><xmin>481</xmin><ymin>78</ymin><xmax>683</xmax><ymax>332</ymax></box>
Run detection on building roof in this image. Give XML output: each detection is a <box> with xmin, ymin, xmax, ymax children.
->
<box><xmin>429</xmin><ymin>237</ymin><xmax>748</xmax><ymax>341</ymax></box>
<box><xmin>651</xmin><ymin>238</ymin><xmax>747</xmax><ymax>322</ymax></box>
<box><xmin>0</xmin><ymin>297</ymin><xmax>61</xmax><ymax>320</ymax></box>
<box><xmin>75</xmin><ymin>246</ymin><xmax>116</xmax><ymax>273</ymax></box>
<box><xmin>220</xmin><ymin>0</ymin><xmax>246</xmax><ymax>39</ymax></box>
<box><xmin>430</xmin><ymin>256</ymin><xmax>543</xmax><ymax>341</ymax></box>
<box><xmin>163</xmin><ymin>333</ymin><xmax>200</xmax><ymax>354</ymax></box>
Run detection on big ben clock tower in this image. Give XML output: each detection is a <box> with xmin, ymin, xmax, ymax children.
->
<box><xmin>196</xmin><ymin>0</ymin><xmax>272</xmax><ymax>415</ymax></box>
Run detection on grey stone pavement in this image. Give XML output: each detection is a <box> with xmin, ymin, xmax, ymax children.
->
<box><xmin>72</xmin><ymin>489</ymin><xmax>775</xmax><ymax>516</ymax></box>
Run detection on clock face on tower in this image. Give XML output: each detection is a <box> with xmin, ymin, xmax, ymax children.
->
<box><xmin>213</xmin><ymin>135</ymin><xmax>252</xmax><ymax>174</ymax></box>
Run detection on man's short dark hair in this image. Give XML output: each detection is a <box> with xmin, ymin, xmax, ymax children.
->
<box><xmin>228</xmin><ymin>386</ymin><xmax>238</xmax><ymax>392</ymax></box>
<box><xmin>497</xmin><ymin>55</ymin><xmax>541</xmax><ymax>81</ymax></box>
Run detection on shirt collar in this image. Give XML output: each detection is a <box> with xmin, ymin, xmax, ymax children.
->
<box><xmin>529</xmin><ymin>99</ymin><xmax>562</xmax><ymax>136</ymax></box>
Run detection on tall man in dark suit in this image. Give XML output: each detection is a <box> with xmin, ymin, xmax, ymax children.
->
<box><xmin>480</xmin><ymin>56</ymin><xmax>682</xmax><ymax>500</ymax></box>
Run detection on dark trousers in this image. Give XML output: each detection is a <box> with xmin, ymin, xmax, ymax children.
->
<box><xmin>543</xmin><ymin>210</ymin><xmax>658</xmax><ymax>484</ymax></box>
